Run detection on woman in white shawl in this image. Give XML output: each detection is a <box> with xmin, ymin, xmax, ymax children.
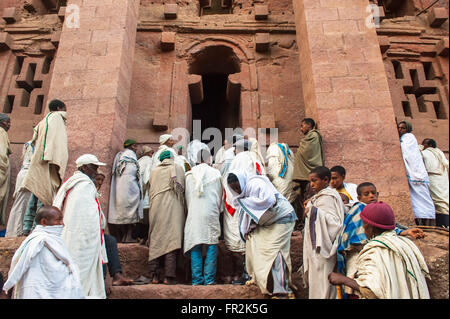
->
<box><xmin>226</xmin><ymin>170</ymin><xmax>297</xmax><ymax>298</ymax></box>
<box><xmin>53</xmin><ymin>154</ymin><xmax>108</xmax><ymax>299</ymax></box>
<box><xmin>2</xmin><ymin>206</ymin><xmax>85</xmax><ymax>299</ymax></box>
<box><xmin>398</xmin><ymin>121</ymin><xmax>435</xmax><ymax>225</ymax></box>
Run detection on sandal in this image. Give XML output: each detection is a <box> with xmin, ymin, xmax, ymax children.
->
<box><xmin>132</xmin><ymin>275</ymin><xmax>152</xmax><ymax>285</ymax></box>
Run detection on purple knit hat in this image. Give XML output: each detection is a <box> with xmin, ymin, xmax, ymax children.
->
<box><xmin>360</xmin><ymin>201</ymin><xmax>396</xmax><ymax>230</ymax></box>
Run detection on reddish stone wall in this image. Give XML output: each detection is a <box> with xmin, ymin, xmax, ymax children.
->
<box><xmin>0</xmin><ymin>0</ymin><xmax>448</xmax><ymax>228</ymax></box>
<box><xmin>128</xmin><ymin>0</ymin><xmax>303</xmax><ymax>151</ymax></box>
<box><xmin>376</xmin><ymin>1</ymin><xmax>449</xmax><ymax>157</ymax></box>
<box><xmin>1</xmin><ymin>3</ymin><xmax>62</xmax><ymax>222</ymax></box>
<box><xmin>45</xmin><ymin>0</ymin><xmax>140</xmax><ymax>214</ymax></box>
<box><xmin>293</xmin><ymin>0</ymin><xmax>414</xmax><ymax>225</ymax></box>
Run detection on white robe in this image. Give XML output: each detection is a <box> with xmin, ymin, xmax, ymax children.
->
<box><xmin>2</xmin><ymin>225</ymin><xmax>85</xmax><ymax>299</ymax></box>
<box><xmin>109</xmin><ymin>149</ymin><xmax>143</xmax><ymax>224</ymax></box>
<box><xmin>5</xmin><ymin>142</ymin><xmax>33</xmax><ymax>237</ymax></box>
<box><xmin>213</xmin><ymin>146</ymin><xmax>227</xmax><ymax>171</ymax></box>
<box><xmin>302</xmin><ymin>187</ymin><xmax>345</xmax><ymax>299</ymax></box>
<box><xmin>355</xmin><ymin>231</ymin><xmax>430</xmax><ymax>299</ymax></box>
<box><xmin>400</xmin><ymin>133</ymin><xmax>435</xmax><ymax>219</ymax></box>
<box><xmin>223</xmin><ymin>151</ymin><xmax>264</xmax><ymax>253</ymax></box>
<box><xmin>184</xmin><ymin>164</ymin><xmax>223</xmax><ymax>254</ymax></box>
<box><xmin>53</xmin><ymin>171</ymin><xmax>107</xmax><ymax>299</ymax></box>
<box><xmin>266</xmin><ymin>143</ymin><xmax>296</xmax><ymax>203</ymax></box>
<box><xmin>421</xmin><ymin>147</ymin><xmax>449</xmax><ymax>215</ymax></box>
<box><xmin>138</xmin><ymin>155</ymin><xmax>153</xmax><ymax>210</ymax></box>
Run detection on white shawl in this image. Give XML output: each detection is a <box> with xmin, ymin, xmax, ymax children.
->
<box><xmin>108</xmin><ymin>149</ymin><xmax>143</xmax><ymax>223</ymax></box>
<box><xmin>184</xmin><ymin>164</ymin><xmax>223</xmax><ymax>254</ymax></box>
<box><xmin>187</xmin><ymin>140</ymin><xmax>211</xmax><ymax>167</ymax></box>
<box><xmin>53</xmin><ymin>171</ymin><xmax>107</xmax><ymax>299</ymax></box>
<box><xmin>355</xmin><ymin>231</ymin><xmax>430</xmax><ymax>299</ymax></box>
<box><xmin>266</xmin><ymin>143</ymin><xmax>296</xmax><ymax>202</ymax></box>
<box><xmin>3</xmin><ymin>225</ymin><xmax>85</xmax><ymax>299</ymax></box>
<box><xmin>400</xmin><ymin>133</ymin><xmax>430</xmax><ymax>184</ymax></box>
<box><xmin>421</xmin><ymin>147</ymin><xmax>449</xmax><ymax>215</ymax></box>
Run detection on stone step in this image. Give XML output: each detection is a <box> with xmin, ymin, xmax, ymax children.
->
<box><xmin>108</xmin><ymin>283</ymin><xmax>266</xmax><ymax>299</ymax></box>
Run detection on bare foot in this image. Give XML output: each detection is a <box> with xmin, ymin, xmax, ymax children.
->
<box><xmin>112</xmin><ymin>273</ymin><xmax>134</xmax><ymax>286</ymax></box>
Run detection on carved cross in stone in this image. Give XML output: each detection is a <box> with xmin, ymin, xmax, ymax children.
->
<box><xmin>201</xmin><ymin>0</ymin><xmax>232</xmax><ymax>16</ymax></box>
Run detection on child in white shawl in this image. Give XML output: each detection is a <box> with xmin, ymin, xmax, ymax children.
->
<box><xmin>301</xmin><ymin>166</ymin><xmax>345</xmax><ymax>299</ymax></box>
<box><xmin>2</xmin><ymin>206</ymin><xmax>85</xmax><ymax>299</ymax></box>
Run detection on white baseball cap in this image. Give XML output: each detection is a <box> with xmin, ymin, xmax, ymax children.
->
<box><xmin>76</xmin><ymin>154</ymin><xmax>107</xmax><ymax>168</ymax></box>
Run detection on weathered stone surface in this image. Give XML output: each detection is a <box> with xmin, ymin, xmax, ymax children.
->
<box><xmin>255</xmin><ymin>32</ymin><xmax>270</xmax><ymax>52</ymax></box>
<box><xmin>436</xmin><ymin>37</ymin><xmax>449</xmax><ymax>56</ymax></box>
<box><xmin>254</xmin><ymin>5</ymin><xmax>269</xmax><ymax>21</ymax></box>
<box><xmin>0</xmin><ymin>32</ymin><xmax>13</xmax><ymax>50</ymax></box>
<box><xmin>161</xmin><ymin>31</ymin><xmax>175</xmax><ymax>51</ymax></box>
<box><xmin>2</xmin><ymin>7</ymin><xmax>20</xmax><ymax>24</ymax></box>
<box><xmin>428</xmin><ymin>7</ymin><xmax>448</xmax><ymax>28</ymax></box>
<box><xmin>164</xmin><ymin>3</ymin><xmax>177</xmax><ymax>19</ymax></box>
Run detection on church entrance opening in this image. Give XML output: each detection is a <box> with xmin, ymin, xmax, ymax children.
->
<box><xmin>188</xmin><ymin>45</ymin><xmax>242</xmax><ymax>146</ymax></box>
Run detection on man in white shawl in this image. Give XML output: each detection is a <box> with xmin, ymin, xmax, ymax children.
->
<box><xmin>2</xmin><ymin>206</ymin><xmax>85</xmax><ymax>299</ymax></box>
<box><xmin>223</xmin><ymin>139</ymin><xmax>264</xmax><ymax>284</ymax></box>
<box><xmin>108</xmin><ymin>139</ymin><xmax>143</xmax><ymax>243</ymax></box>
<box><xmin>22</xmin><ymin>100</ymin><xmax>68</xmax><ymax>235</ymax></box>
<box><xmin>53</xmin><ymin>154</ymin><xmax>108</xmax><ymax>299</ymax></box>
<box><xmin>420</xmin><ymin>138</ymin><xmax>449</xmax><ymax>228</ymax></box>
<box><xmin>5</xmin><ymin>141</ymin><xmax>34</xmax><ymax>237</ymax></box>
<box><xmin>329</xmin><ymin>202</ymin><xmax>430</xmax><ymax>299</ymax></box>
<box><xmin>227</xmin><ymin>170</ymin><xmax>297</xmax><ymax>298</ymax></box>
<box><xmin>187</xmin><ymin>139</ymin><xmax>210</xmax><ymax>168</ymax></box>
<box><xmin>147</xmin><ymin>150</ymin><xmax>186</xmax><ymax>285</ymax></box>
<box><xmin>398</xmin><ymin>121</ymin><xmax>435</xmax><ymax>226</ymax></box>
<box><xmin>152</xmin><ymin>134</ymin><xmax>178</xmax><ymax>170</ymax></box>
<box><xmin>0</xmin><ymin>113</ymin><xmax>11</xmax><ymax>227</ymax></box>
<box><xmin>176</xmin><ymin>145</ymin><xmax>192</xmax><ymax>172</ymax></box>
<box><xmin>266</xmin><ymin>142</ymin><xmax>296</xmax><ymax>203</ymax></box>
<box><xmin>213</xmin><ymin>139</ymin><xmax>232</xmax><ymax>172</ymax></box>
<box><xmin>184</xmin><ymin>149</ymin><xmax>223</xmax><ymax>285</ymax></box>
<box><xmin>137</xmin><ymin>145</ymin><xmax>154</xmax><ymax>244</ymax></box>
<box><xmin>302</xmin><ymin>166</ymin><xmax>345</xmax><ymax>299</ymax></box>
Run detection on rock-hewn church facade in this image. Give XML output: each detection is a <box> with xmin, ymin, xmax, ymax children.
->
<box><xmin>1</xmin><ymin>0</ymin><xmax>448</xmax><ymax>225</ymax></box>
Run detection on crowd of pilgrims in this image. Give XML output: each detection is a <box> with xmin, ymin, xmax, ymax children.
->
<box><xmin>0</xmin><ymin>99</ymin><xmax>448</xmax><ymax>299</ymax></box>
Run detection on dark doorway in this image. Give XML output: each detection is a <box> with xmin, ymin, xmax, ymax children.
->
<box><xmin>192</xmin><ymin>73</ymin><xmax>239</xmax><ymax>144</ymax></box>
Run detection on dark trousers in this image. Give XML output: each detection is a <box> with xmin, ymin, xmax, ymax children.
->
<box><xmin>102</xmin><ymin>234</ymin><xmax>123</xmax><ymax>278</ymax></box>
<box><xmin>23</xmin><ymin>194</ymin><xmax>43</xmax><ymax>235</ymax></box>
<box><xmin>230</xmin><ymin>252</ymin><xmax>245</xmax><ymax>278</ymax></box>
<box><xmin>436</xmin><ymin>214</ymin><xmax>449</xmax><ymax>228</ymax></box>
<box><xmin>149</xmin><ymin>250</ymin><xmax>177</xmax><ymax>279</ymax></box>
<box><xmin>415</xmin><ymin>218</ymin><xmax>435</xmax><ymax>226</ymax></box>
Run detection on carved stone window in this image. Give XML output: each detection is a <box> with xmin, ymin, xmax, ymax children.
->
<box><xmin>200</xmin><ymin>0</ymin><xmax>233</xmax><ymax>16</ymax></box>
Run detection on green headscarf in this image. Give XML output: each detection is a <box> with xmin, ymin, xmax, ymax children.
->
<box><xmin>124</xmin><ymin>139</ymin><xmax>137</xmax><ymax>148</ymax></box>
<box><xmin>159</xmin><ymin>150</ymin><xmax>173</xmax><ymax>162</ymax></box>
